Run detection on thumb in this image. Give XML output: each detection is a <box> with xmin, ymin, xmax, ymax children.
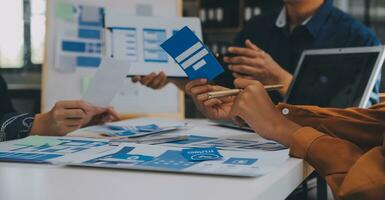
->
<box><xmin>245</xmin><ymin>39</ymin><xmax>260</xmax><ymax>51</ymax></box>
<box><xmin>107</xmin><ymin>107</ymin><xmax>120</xmax><ymax>121</ymax></box>
<box><xmin>93</xmin><ymin>106</ymin><xmax>108</xmax><ymax>115</ymax></box>
<box><xmin>234</xmin><ymin>78</ymin><xmax>262</xmax><ymax>89</ymax></box>
<box><xmin>132</xmin><ymin>76</ymin><xmax>141</xmax><ymax>83</ymax></box>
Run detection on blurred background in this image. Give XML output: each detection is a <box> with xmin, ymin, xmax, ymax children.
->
<box><xmin>1</xmin><ymin>0</ymin><xmax>384</xmax><ymax>117</ymax></box>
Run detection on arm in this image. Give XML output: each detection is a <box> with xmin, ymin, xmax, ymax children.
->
<box><xmin>290</xmin><ymin>127</ymin><xmax>385</xmax><ymax>199</ymax></box>
<box><xmin>0</xmin><ymin>113</ymin><xmax>35</xmax><ymax>142</ymax></box>
<box><xmin>227</xmin><ymin>79</ymin><xmax>385</xmax><ymax>199</ymax></box>
<box><xmin>0</xmin><ymin>75</ymin><xmax>35</xmax><ymax>141</ymax></box>
<box><xmin>276</xmin><ymin>103</ymin><xmax>385</xmax><ymax>150</ymax></box>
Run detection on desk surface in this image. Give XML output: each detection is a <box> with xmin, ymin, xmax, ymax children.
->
<box><xmin>0</xmin><ymin>119</ymin><xmax>313</xmax><ymax>200</ymax></box>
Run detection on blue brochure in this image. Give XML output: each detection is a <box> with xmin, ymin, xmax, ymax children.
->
<box><xmin>160</xmin><ymin>26</ymin><xmax>224</xmax><ymax>80</ymax></box>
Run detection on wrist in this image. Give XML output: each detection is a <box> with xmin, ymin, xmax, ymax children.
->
<box><xmin>273</xmin><ymin>118</ymin><xmax>301</xmax><ymax>147</ymax></box>
<box><xmin>277</xmin><ymin>70</ymin><xmax>293</xmax><ymax>96</ymax></box>
<box><xmin>30</xmin><ymin>112</ymin><xmax>51</xmax><ymax>135</ymax></box>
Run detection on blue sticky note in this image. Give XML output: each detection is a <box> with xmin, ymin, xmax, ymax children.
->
<box><xmin>182</xmin><ymin>147</ymin><xmax>223</xmax><ymax>161</ymax></box>
<box><xmin>160</xmin><ymin>26</ymin><xmax>224</xmax><ymax>80</ymax></box>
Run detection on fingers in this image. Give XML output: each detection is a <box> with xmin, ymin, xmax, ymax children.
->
<box><xmin>55</xmin><ymin>100</ymin><xmax>93</xmax><ymax>113</ymax></box>
<box><xmin>227</xmin><ymin>46</ymin><xmax>259</xmax><ymax>58</ymax></box>
<box><xmin>132</xmin><ymin>76</ymin><xmax>141</xmax><ymax>83</ymax></box>
<box><xmin>229</xmin><ymin>64</ymin><xmax>261</xmax><ymax>76</ymax></box>
<box><xmin>245</xmin><ymin>39</ymin><xmax>262</xmax><ymax>51</ymax></box>
<box><xmin>203</xmin><ymin>98</ymin><xmax>223</xmax><ymax>107</ymax></box>
<box><xmin>234</xmin><ymin>78</ymin><xmax>263</xmax><ymax>89</ymax></box>
<box><xmin>232</xmin><ymin>72</ymin><xmax>255</xmax><ymax>80</ymax></box>
<box><xmin>134</xmin><ymin>72</ymin><xmax>168</xmax><ymax>89</ymax></box>
<box><xmin>60</xmin><ymin>109</ymin><xmax>86</xmax><ymax>119</ymax></box>
<box><xmin>141</xmin><ymin>72</ymin><xmax>157</xmax><ymax>86</ymax></box>
<box><xmin>224</xmin><ymin>56</ymin><xmax>257</xmax><ymax>66</ymax></box>
<box><xmin>185</xmin><ymin>79</ymin><xmax>208</xmax><ymax>95</ymax></box>
<box><xmin>106</xmin><ymin>107</ymin><xmax>120</xmax><ymax>121</ymax></box>
<box><xmin>148</xmin><ymin>72</ymin><xmax>168</xmax><ymax>89</ymax></box>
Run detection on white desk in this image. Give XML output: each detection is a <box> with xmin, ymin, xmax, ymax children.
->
<box><xmin>0</xmin><ymin>119</ymin><xmax>313</xmax><ymax>200</ymax></box>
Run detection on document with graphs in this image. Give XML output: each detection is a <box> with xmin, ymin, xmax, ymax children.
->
<box><xmin>104</xmin><ymin>13</ymin><xmax>202</xmax><ymax>77</ymax></box>
<box><xmin>70</xmin><ymin>143</ymin><xmax>289</xmax><ymax>177</ymax></box>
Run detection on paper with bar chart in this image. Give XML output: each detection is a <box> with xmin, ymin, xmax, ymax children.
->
<box><xmin>104</xmin><ymin>13</ymin><xmax>202</xmax><ymax>77</ymax></box>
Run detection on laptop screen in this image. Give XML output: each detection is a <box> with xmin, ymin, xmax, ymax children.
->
<box><xmin>286</xmin><ymin>51</ymin><xmax>380</xmax><ymax>108</ymax></box>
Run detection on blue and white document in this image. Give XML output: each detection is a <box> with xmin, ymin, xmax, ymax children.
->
<box><xmin>70</xmin><ymin>143</ymin><xmax>287</xmax><ymax>177</ymax></box>
<box><xmin>161</xmin><ymin>26</ymin><xmax>224</xmax><ymax>80</ymax></box>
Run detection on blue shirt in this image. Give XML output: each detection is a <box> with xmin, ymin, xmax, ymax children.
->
<box><xmin>214</xmin><ymin>0</ymin><xmax>381</xmax><ymax>105</ymax></box>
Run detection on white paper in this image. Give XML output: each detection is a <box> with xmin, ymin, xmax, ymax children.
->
<box><xmin>70</xmin><ymin>143</ymin><xmax>289</xmax><ymax>177</ymax></box>
<box><xmin>82</xmin><ymin>57</ymin><xmax>131</xmax><ymax>107</ymax></box>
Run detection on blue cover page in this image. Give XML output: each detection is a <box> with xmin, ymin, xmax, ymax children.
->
<box><xmin>160</xmin><ymin>26</ymin><xmax>224</xmax><ymax>80</ymax></box>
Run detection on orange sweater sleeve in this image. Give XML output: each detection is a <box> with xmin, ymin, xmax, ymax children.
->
<box><xmin>276</xmin><ymin>103</ymin><xmax>385</xmax><ymax>150</ymax></box>
<box><xmin>289</xmin><ymin>127</ymin><xmax>385</xmax><ymax>200</ymax></box>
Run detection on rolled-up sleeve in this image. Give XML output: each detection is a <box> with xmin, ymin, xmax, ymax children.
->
<box><xmin>289</xmin><ymin>127</ymin><xmax>385</xmax><ymax>199</ymax></box>
<box><xmin>0</xmin><ymin>113</ymin><xmax>35</xmax><ymax>141</ymax></box>
<box><xmin>276</xmin><ymin>103</ymin><xmax>385</xmax><ymax>150</ymax></box>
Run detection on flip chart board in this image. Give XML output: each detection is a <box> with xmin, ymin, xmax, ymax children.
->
<box><xmin>42</xmin><ymin>0</ymin><xmax>185</xmax><ymax>119</ymax></box>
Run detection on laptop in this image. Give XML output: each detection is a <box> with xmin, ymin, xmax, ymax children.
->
<box><xmin>285</xmin><ymin>46</ymin><xmax>385</xmax><ymax>108</ymax></box>
<box><xmin>213</xmin><ymin>46</ymin><xmax>385</xmax><ymax>130</ymax></box>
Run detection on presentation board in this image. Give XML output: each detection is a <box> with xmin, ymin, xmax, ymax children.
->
<box><xmin>42</xmin><ymin>0</ymin><xmax>185</xmax><ymax>119</ymax></box>
<box><xmin>104</xmin><ymin>14</ymin><xmax>202</xmax><ymax>77</ymax></box>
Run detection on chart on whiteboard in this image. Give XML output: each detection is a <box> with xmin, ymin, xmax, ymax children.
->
<box><xmin>104</xmin><ymin>13</ymin><xmax>202</xmax><ymax>77</ymax></box>
<box><xmin>54</xmin><ymin>3</ymin><xmax>104</xmax><ymax>72</ymax></box>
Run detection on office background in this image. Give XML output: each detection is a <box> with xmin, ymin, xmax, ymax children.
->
<box><xmin>0</xmin><ymin>0</ymin><xmax>384</xmax><ymax>117</ymax></box>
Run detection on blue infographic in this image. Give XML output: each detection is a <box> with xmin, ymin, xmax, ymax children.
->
<box><xmin>72</xmin><ymin>143</ymin><xmax>280</xmax><ymax>177</ymax></box>
<box><xmin>161</xmin><ymin>26</ymin><xmax>224</xmax><ymax>80</ymax></box>
<box><xmin>0</xmin><ymin>152</ymin><xmax>62</xmax><ymax>163</ymax></box>
<box><xmin>0</xmin><ymin>138</ymin><xmax>108</xmax><ymax>163</ymax></box>
<box><xmin>143</xmin><ymin>29</ymin><xmax>168</xmax><ymax>63</ymax></box>
<box><xmin>55</xmin><ymin>4</ymin><xmax>104</xmax><ymax>72</ymax></box>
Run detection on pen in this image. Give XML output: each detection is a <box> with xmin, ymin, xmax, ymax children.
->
<box><xmin>207</xmin><ymin>84</ymin><xmax>283</xmax><ymax>99</ymax></box>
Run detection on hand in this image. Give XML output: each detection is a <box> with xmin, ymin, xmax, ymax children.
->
<box><xmin>30</xmin><ymin>100</ymin><xmax>118</xmax><ymax>136</ymax></box>
<box><xmin>224</xmin><ymin>40</ymin><xmax>292</xmax><ymax>95</ymax></box>
<box><xmin>229</xmin><ymin>79</ymin><xmax>301</xmax><ymax>147</ymax></box>
<box><xmin>86</xmin><ymin>107</ymin><xmax>120</xmax><ymax>126</ymax></box>
<box><xmin>132</xmin><ymin>72</ymin><xmax>169</xmax><ymax>89</ymax></box>
<box><xmin>132</xmin><ymin>71</ymin><xmax>189</xmax><ymax>91</ymax></box>
<box><xmin>185</xmin><ymin>79</ymin><xmax>234</xmax><ymax>120</ymax></box>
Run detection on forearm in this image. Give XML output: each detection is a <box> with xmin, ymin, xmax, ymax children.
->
<box><xmin>0</xmin><ymin>113</ymin><xmax>35</xmax><ymax>141</ymax></box>
<box><xmin>276</xmin><ymin>103</ymin><xmax>385</xmax><ymax>149</ymax></box>
<box><xmin>289</xmin><ymin>127</ymin><xmax>385</xmax><ymax>199</ymax></box>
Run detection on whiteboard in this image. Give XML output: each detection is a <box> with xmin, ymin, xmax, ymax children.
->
<box><xmin>104</xmin><ymin>14</ymin><xmax>202</xmax><ymax>77</ymax></box>
<box><xmin>42</xmin><ymin>0</ymin><xmax>185</xmax><ymax>119</ymax></box>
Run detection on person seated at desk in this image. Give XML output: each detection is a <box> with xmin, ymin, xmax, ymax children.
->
<box><xmin>0</xmin><ymin>75</ymin><xmax>119</xmax><ymax>142</ymax></box>
<box><xmin>133</xmin><ymin>0</ymin><xmax>381</xmax><ymax>105</ymax></box>
<box><xmin>186</xmin><ymin>78</ymin><xmax>385</xmax><ymax>199</ymax></box>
